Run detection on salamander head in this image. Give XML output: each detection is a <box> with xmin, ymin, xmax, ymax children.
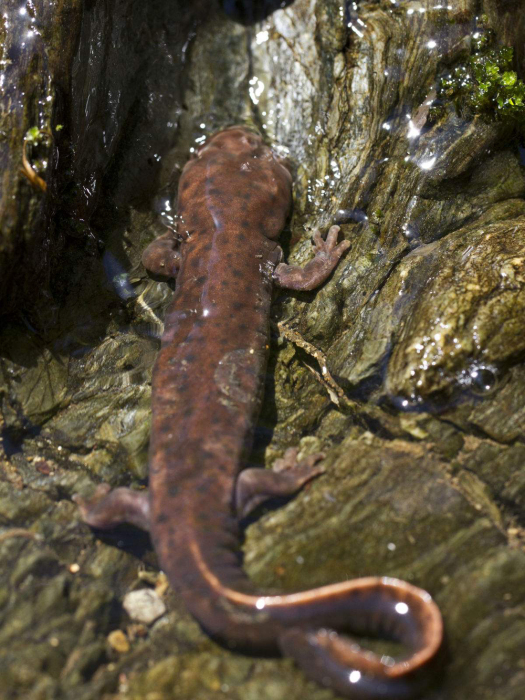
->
<box><xmin>196</xmin><ymin>126</ymin><xmax>263</xmax><ymax>156</ymax></box>
<box><xmin>195</xmin><ymin>126</ymin><xmax>292</xmax><ymax>179</ymax></box>
<box><xmin>184</xmin><ymin>125</ymin><xmax>293</xmax><ymax>240</ymax></box>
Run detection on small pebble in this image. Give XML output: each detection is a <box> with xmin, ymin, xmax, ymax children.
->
<box><xmin>123</xmin><ymin>588</ymin><xmax>166</xmax><ymax>624</ymax></box>
<box><xmin>154</xmin><ymin>571</ymin><xmax>169</xmax><ymax>597</ymax></box>
<box><xmin>107</xmin><ymin>629</ymin><xmax>130</xmax><ymax>653</ymax></box>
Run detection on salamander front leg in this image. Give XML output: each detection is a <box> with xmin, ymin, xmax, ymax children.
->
<box><xmin>273</xmin><ymin>225</ymin><xmax>350</xmax><ymax>291</ymax></box>
<box><xmin>142</xmin><ymin>230</ymin><xmax>181</xmax><ymax>280</ymax></box>
<box><xmin>73</xmin><ymin>484</ymin><xmax>150</xmax><ymax>531</ymax></box>
<box><xmin>235</xmin><ymin>447</ymin><xmax>324</xmax><ymax>519</ymax></box>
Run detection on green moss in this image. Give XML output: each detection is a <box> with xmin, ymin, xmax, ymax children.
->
<box><xmin>368</xmin><ymin>208</ymin><xmax>384</xmax><ymax>236</ymax></box>
<box><xmin>25</xmin><ymin>126</ymin><xmax>42</xmax><ymax>142</ymax></box>
<box><xmin>432</xmin><ymin>29</ymin><xmax>525</xmax><ymax>126</ymax></box>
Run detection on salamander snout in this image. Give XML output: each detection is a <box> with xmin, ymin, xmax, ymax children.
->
<box><xmin>196</xmin><ymin>126</ymin><xmax>263</xmax><ymax>157</ymax></box>
<box><xmin>195</xmin><ymin>126</ymin><xmax>293</xmax><ymax>185</ymax></box>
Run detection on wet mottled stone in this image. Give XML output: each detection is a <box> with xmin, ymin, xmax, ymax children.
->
<box><xmin>383</xmin><ymin>215</ymin><xmax>525</xmax><ymax>404</ymax></box>
<box><xmin>1</xmin><ymin>1</ymin><xmax>525</xmax><ymax>699</ymax></box>
<box><xmin>0</xmin><ymin>0</ymin><xmax>83</xmax><ymax>313</ymax></box>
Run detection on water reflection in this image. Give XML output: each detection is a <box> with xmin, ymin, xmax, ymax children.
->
<box><xmin>458</xmin><ymin>363</ymin><xmax>499</xmax><ymax>396</ymax></box>
<box><xmin>102</xmin><ymin>251</ymin><xmax>137</xmax><ymax>301</ymax></box>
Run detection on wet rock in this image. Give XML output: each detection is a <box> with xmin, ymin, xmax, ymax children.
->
<box><xmin>123</xmin><ymin>589</ymin><xmax>167</xmax><ymax>625</ymax></box>
<box><xmin>0</xmin><ymin>0</ymin><xmax>83</xmax><ymax>313</ymax></box>
<box><xmin>384</xmin><ymin>216</ymin><xmax>525</xmax><ymax>404</ymax></box>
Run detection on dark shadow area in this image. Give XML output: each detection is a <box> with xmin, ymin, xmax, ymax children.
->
<box><xmin>1</xmin><ymin>424</ymin><xmax>41</xmax><ymax>458</ymax></box>
<box><xmin>90</xmin><ymin>523</ymin><xmax>156</xmax><ymax>564</ymax></box>
<box><xmin>222</xmin><ymin>0</ymin><xmax>295</xmax><ymax>25</ymax></box>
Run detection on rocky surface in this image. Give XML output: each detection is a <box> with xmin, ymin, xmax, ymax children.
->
<box><xmin>1</xmin><ymin>1</ymin><xmax>525</xmax><ymax>699</ymax></box>
<box><xmin>0</xmin><ymin>0</ymin><xmax>82</xmax><ymax>313</ymax></box>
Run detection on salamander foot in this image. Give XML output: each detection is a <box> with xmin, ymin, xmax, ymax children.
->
<box><xmin>74</xmin><ymin>484</ymin><xmax>150</xmax><ymax>531</ymax></box>
<box><xmin>235</xmin><ymin>447</ymin><xmax>324</xmax><ymax>519</ymax></box>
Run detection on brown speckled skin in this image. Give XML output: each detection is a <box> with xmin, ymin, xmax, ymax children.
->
<box><xmin>149</xmin><ymin>127</ymin><xmax>291</xmax><ymax>635</ymax></box>
<box><xmin>75</xmin><ymin>128</ymin><xmax>443</xmax><ymax>699</ymax></box>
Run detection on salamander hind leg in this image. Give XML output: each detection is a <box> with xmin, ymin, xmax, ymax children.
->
<box><xmin>74</xmin><ymin>484</ymin><xmax>150</xmax><ymax>531</ymax></box>
<box><xmin>142</xmin><ymin>230</ymin><xmax>181</xmax><ymax>280</ymax></box>
<box><xmin>235</xmin><ymin>447</ymin><xmax>324</xmax><ymax>519</ymax></box>
<box><xmin>273</xmin><ymin>225</ymin><xmax>350</xmax><ymax>291</ymax></box>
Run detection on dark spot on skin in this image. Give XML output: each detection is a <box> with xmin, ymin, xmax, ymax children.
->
<box><xmin>241</xmin><ymin>220</ymin><xmax>249</xmax><ymax>229</ymax></box>
<box><xmin>178</xmin><ymin>384</ymin><xmax>188</xmax><ymax>393</ymax></box>
<box><xmin>195</xmin><ymin>276</ymin><xmax>206</xmax><ymax>285</ymax></box>
<box><xmin>232</xmin><ymin>269</ymin><xmax>242</xmax><ymax>278</ymax></box>
<box><xmin>157</xmin><ymin>512</ymin><xmax>169</xmax><ymax>523</ymax></box>
<box><xmin>239</xmin><ymin>323</ymin><xmax>248</xmax><ymax>331</ymax></box>
<box><xmin>221</xmin><ymin>280</ymin><xmax>229</xmax><ymax>287</ymax></box>
<box><xmin>240</xmin><ymin>192</ymin><xmax>251</xmax><ymax>201</ymax></box>
<box><xmin>211</xmin><ymin>415</ymin><xmax>221</xmax><ymax>425</ymax></box>
<box><xmin>237</xmin><ymin>232</ymin><xmax>247</xmax><ymax>241</ymax></box>
<box><xmin>226</xmin><ymin>252</ymin><xmax>233</xmax><ymax>260</ymax></box>
<box><xmin>162</xmin><ymin>421</ymin><xmax>172</xmax><ymax>434</ymax></box>
<box><xmin>180</xmin><ymin>180</ymin><xmax>189</xmax><ymax>192</ymax></box>
<box><xmin>168</xmin><ymin>486</ymin><xmax>179</xmax><ymax>497</ymax></box>
<box><xmin>185</xmin><ymin>354</ymin><xmax>197</xmax><ymax>363</ymax></box>
<box><xmin>204</xmin><ymin>243</ymin><xmax>212</xmax><ymax>251</ymax></box>
<box><xmin>233</xmin><ymin>301</ymin><xmax>243</xmax><ymax>310</ymax></box>
<box><xmin>197</xmin><ymin>484</ymin><xmax>209</xmax><ymax>494</ymax></box>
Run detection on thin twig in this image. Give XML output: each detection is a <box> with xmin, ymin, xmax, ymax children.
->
<box><xmin>276</xmin><ymin>321</ymin><xmax>345</xmax><ymax>406</ymax></box>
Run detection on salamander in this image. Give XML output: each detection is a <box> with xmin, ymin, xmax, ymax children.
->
<box><xmin>75</xmin><ymin>126</ymin><xmax>443</xmax><ymax>699</ymax></box>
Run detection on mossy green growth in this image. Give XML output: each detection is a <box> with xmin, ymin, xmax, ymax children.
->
<box><xmin>433</xmin><ymin>34</ymin><xmax>525</xmax><ymax>126</ymax></box>
<box><xmin>25</xmin><ymin>126</ymin><xmax>42</xmax><ymax>143</ymax></box>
